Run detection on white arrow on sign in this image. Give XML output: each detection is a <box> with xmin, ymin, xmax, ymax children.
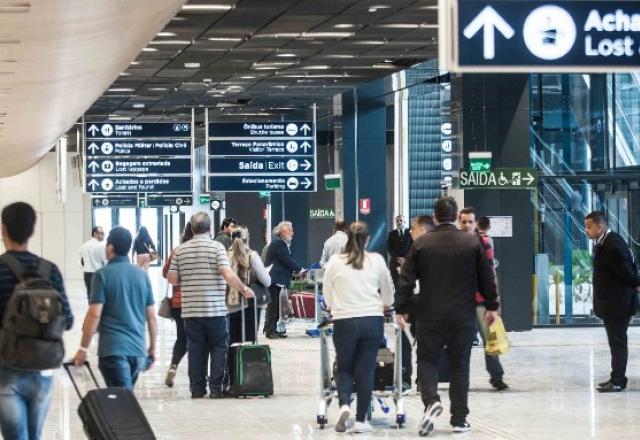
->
<box><xmin>463</xmin><ymin>6</ymin><xmax>515</xmax><ymax>60</ymax></box>
<box><xmin>88</xmin><ymin>143</ymin><xmax>99</xmax><ymax>155</ymax></box>
<box><xmin>524</xmin><ymin>173</ymin><xmax>535</xmax><ymax>186</ymax></box>
<box><xmin>301</xmin><ymin>159</ymin><xmax>312</xmax><ymax>171</ymax></box>
<box><xmin>301</xmin><ymin>141</ymin><xmax>312</xmax><ymax>153</ymax></box>
<box><xmin>87</xmin><ymin>124</ymin><xmax>100</xmax><ymax>136</ymax></box>
<box><xmin>301</xmin><ymin>123</ymin><xmax>312</xmax><ymax>136</ymax></box>
<box><xmin>302</xmin><ymin>177</ymin><xmax>312</xmax><ymax>189</ymax></box>
<box><xmin>88</xmin><ymin>161</ymin><xmax>99</xmax><ymax>172</ymax></box>
<box><xmin>88</xmin><ymin>179</ymin><xmax>99</xmax><ymax>191</ymax></box>
<box><xmin>93</xmin><ymin>199</ymin><xmax>101</xmax><ymax>207</ymax></box>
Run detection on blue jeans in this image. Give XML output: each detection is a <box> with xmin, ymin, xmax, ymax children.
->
<box><xmin>0</xmin><ymin>367</ymin><xmax>53</xmax><ymax>440</ymax></box>
<box><xmin>184</xmin><ymin>317</ymin><xmax>229</xmax><ymax>396</ymax></box>
<box><xmin>332</xmin><ymin>316</ymin><xmax>384</xmax><ymax>422</ymax></box>
<box><xmin>98</xmin><ymin>356</ymin><xmax>147</xmax><ymax>391</ymax></box>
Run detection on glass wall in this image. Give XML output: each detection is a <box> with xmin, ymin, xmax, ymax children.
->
<box><xmin>531</xmin><ymin>73</ymin><xmax>640</xmax><ymax>325</ymax></box>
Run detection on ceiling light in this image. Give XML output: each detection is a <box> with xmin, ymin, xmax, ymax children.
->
<box><xmin>208</xmin><ymin>37</ymin><xmax>243</xmax><ymax>42</ymax></box>
<box><xmin>371</xmin><ymin>63</ymin><xmax>396</xmax><ymax>69</ymax></box>
<box><xmin>181</xmin><ymin>4</ymin><xmax>234</xmax><ymax>11</ymax></box>
<box><xmin>240</xmin><ymin>76</ymin><xmax>256</xmax><ymax>79</ymax></box>
<box><xmin>108</xmin><ymin>115</ymin><xmax>131</xmax><ymax>121</ymax></box>
<box><xmin>334</xmin><ymin>24</ymin><xmax>356</xmax><ymax>29</ymax></box>
<box><xmin>148</xmin><ymin>87</ymin><xmax>168</xmax><ymax>91</ymax></box>
<box><xmin>254</xmin><ymin>33</ymin><xmax>300</xmax><ymax>38</ymax></box>
<box><xmin>184</xmin><ymin>62</ymin><xmax>200</xmax><ymax>68</ymax></box>
<box><xmin>301</xmin><ymin>65</ymin><xmax>330</xmax><ymax>70</ymax></box>
<box><xmin>132</xmin><ymin>103</ymin><xmax>146</xmax><ymax>108</ymax></box>
<box><xmin>276</xmin><ymin>53</ymin><xmax>298</xmax><ymax>58</ymax></box>
<box><xmin>420</xmin><ymin>24</ymin><xmax>439</xmax><ymax>29</ymax></box>
<box><xmin>300</xmin><ymin>32</ymin><xmax>354</xmax><ymax>38</ymax></box>
<box><xmin>325</xmin><ymin>54</ymin><xmax>355</xmax><ymax>59</ymax></box>
<box><xmin>369</xmin><ymin>5</ymin><xmax>391</xmax><ymax>12</ymax></box>
<box><xmin>119</xmin><ymin>72</ymin><xmax>131</xmax><ymax>76</ymax></box>
<box><xmin>107</xmin><ymin>88</ymin><xmax>134</xmax><ymax>92</ymax></box>
<box><xmin>130</xmin><ymin>61</ymin><xmax>141</xmax><ymax>65</ymax></box>
<box><xmin>149</xmin><ymin>39</ymin><xmax>191</xmax><ymax>45</ymax></box>
<box><xmin>141</xmin><ymin>47</ymin><xmax>158</xmax><ymax>52</ymax></box>
<box><xmin>353</xmin><ymin>40</ymin><xmax>386</xmax><ymax>45</ymax></box>
<box><xmin>418</xmin><ymin>5</ymin><xmax>439</xmax><ymax>10</ymax></box>
<box><xmin>378</xmin><ymin>23</ymin><xmax>420</xmax><ymax>29</ymax></box>
<box><xmin>157</xmin><ymin>32</ymin><xmax>177</xmax><ymax>37</ymax></box>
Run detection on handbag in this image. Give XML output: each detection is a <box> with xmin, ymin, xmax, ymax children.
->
<box><xmin>485</xmin><ymin>316</ymin><xmax>510</xmax><ymax>356</ymax></box>
<box><xmin>158</xmin><ymin>283</ymin><xmax>172</xmax><ymax>319</ymax></box>
<box><xmin>249</xmin><ymin>254</ymin><xmax>271</xmax><ymax>306</ymax></box>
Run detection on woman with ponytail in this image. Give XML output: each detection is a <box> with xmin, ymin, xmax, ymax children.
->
<box><xmin>227</xmin><ymin>226</ymin><xmax>271</xmax><ymax>344</ymax></box>
<box><xmin>322</xmin><ymin>221</ymin><xmax>394</xmax><ymax>434</ymax></box>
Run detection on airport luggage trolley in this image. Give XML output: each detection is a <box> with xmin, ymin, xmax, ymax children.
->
<box><xmin>277</xmin><ymin>269</ymin><xmax>325</xmax><ymax>338</ymax></box>
<box><xmin>316</xmin><ymin>312</ymin><xmax>406</xmax><ymax>430</ymax></box>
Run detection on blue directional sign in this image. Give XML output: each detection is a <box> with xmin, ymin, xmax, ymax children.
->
<box><xmin>86</xmin><ymin>158</ymin><xmax>192</xmax><ymax>176</ymax></box>
<box><xmin>91</xmin><ymin>195</ymin><xmax>138</xmax><ymax>208</ymax></box>
<box><xmin>209</xmin><ymin>175</ymin><xmax>314</xmax><ymax>192</ymax></box>
<box><xmin>441</xmin><ymin>0</ymin><xmax>640</xmax><ymax>72</ymax></box>
<box><xmin>85</xmin><ymin>176</ymin><xmax>192</xmax><ymax>193</ymax></box>
<box><xmin>85</xmin><ymin>122</ymin><xmax>191</xmax><ymax>139</ymax></box>
<box><xmin>86</xmin><ymin>140</ymin><xmax>191</xmax><ymax>158</ymax></box>
<box><xmin>207</xmin><ymin>121</ymin><xmax>316</xmax><ymax>192</ymax></box>
<box><xmin>147</xmin><ymin>194</ymin><xmax>193</xmax><ymax>207</ymax></box>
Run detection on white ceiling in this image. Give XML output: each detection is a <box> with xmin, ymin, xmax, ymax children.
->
<box><xmin>0</xmin><ymin>0</ymin><xmax>186</xmax><ymax>177</ymax></box>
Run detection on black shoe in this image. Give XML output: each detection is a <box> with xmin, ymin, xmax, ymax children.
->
<box><xmin>265</xmin><ymin>332</ymin><xmax>279</xmax><ymax>340</ymax></box>
<box><xmin>451</xmin><ymin>421</ymin><xmax>471</xmax><ymax>433</ymax></box>
<box><xmin>597</xmin><ymin>383</ymin><xmax>624</xmax><ymax>393</ymax></box>
<box><xmin>209</xmin><ymin>392</ymin><xmax>227</xmax><ymax>399</ymax></box>
<box><xmin>277</xmin><ymin>332</ymin><xmax>288</xmax><ymax>338</ymax></box>
<box><xmin>191</xmin><ymin>393</ymin><xmax>206</xmax><ymax>399</ymax></box>
<box><xmin>598</xmin><ymin>379</ymin><xmax>612</xmax><ymax>387</ymax></box>
<box><xmin>490</xmin><ymin>379</ymin><xmax>509</xmax><ymax>391</ymax></box>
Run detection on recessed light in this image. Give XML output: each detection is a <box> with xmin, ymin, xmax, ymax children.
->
<box><xmin>240</xmin><ymin>76</ymin><xmax>257</xmax><ymax>79</ymax></box>
<box><xmin>108</xmin><ymin>116</ymin><xmax>131</xmax><ymax>121</ymax></box>
<box><xmin>132</xmin><ymin>103</ymin><xmax>146</xmax><ymax>108</ymax></box>
<box><xmin>371</xmin><ymin>63</ymin><xmax>396</xmax><ymax>69</ymax></box>
<box><xmin>157</xmin><ymin>32</ymin><xmax>177</xmax><ymax>37</ymax></box>
<box><xmin>334</xmin><ymin>23</ymin><xmax>356</xmax><ymax>29</ymax></box>
<box><xmin>130</xmin><ymin>61</ymin><xmax>141</xmax><ymax>65</ymax></box>
<box><xmin>184</xmin><ymin>62</ymin><xmax>200</xmax><ymax>68</ymax></box>
<box><xmin>418</xmin><ymin>5</ymin><xmax>439</xmax><ymax>10</ymax></box>
<box><xmin>181</xmin><ymin>4</ymin><xmax>234</xmax><ymax>11</ymax></box>
<box><xmin>325</xmin><ymin>54</ymin><xmax>355</xmax><ymax>59</ymax></box>
<box><xmin>301</xmin><ymin>65</ymin><xmax>330</xmax><ymax>70</ymax></box>
<box><xmin>107</xmin><ymin>88</ymin><xmax>134</xmax><ymax>92</ymax></box>
<box><xmin>353</xmin><ymin>40</ymin><xmax>386</xmax><ymax>45</ymax></box>
<box><xmin>378</xmin><ymin>23</ymin><xmax>420</xmax><ymax>29</ymax></box>
<box><xmin>208</xmin><ymin>37</ymin><xmax>243</xmax><ymax>42</ymax></box>
<box><xmin>148</xmin><ymin>87</ymin><xmax>168</xmax><ymax>91</ymax></box>
<box><xmin>119</xmin><ymin>72</ymin><xmax>131</xmax><ymax>76</ymax></box>
<box><xmin>254</xmin><ymin>33</ymin><xmax>300</xmax><ymax>38</ymax></box>
<box><xmin>420</xmin><ymin>24</ymin><xmax>439</xmax><ymax>29</ymax></box>
<box><xmin>369</xmin><ymin>5</ymin><xmax>391</xmax><ymax>13</ymax></box>
<box><xmin>276</xmin><ymin>53</ymin><xmax>298</xmax><ymax>58</ymax></box>
<box><xmin>300</xmin><ymin>32</ymin><xmax>354</xmax><ymax>38</ymax></box>
<box><xmin>141</xmin><ymin>47</ymin><xmax>158</xmax><ymax>52</ymax></box>
<box><xmin>149</xmin><ymin>40</ymin><xmax>191</xmax><ymax>45</ymax></box>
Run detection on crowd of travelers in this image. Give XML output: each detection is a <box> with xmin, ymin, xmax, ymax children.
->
<box><xmin>0</xmin><ymin>197</ymin><xmax>637</xmax><ymax>439</ymax></box>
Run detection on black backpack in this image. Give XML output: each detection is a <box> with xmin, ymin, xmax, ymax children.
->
<box><xmin>0</xmin><ymin>254</ymin><xmax>66</xmax><ymax>370</ymax></box>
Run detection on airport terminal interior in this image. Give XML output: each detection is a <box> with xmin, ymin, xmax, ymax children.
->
<box><xmin>0</xmin><ymin>0</ymin><xmax>639</xmax><ymax>438</ymax></box>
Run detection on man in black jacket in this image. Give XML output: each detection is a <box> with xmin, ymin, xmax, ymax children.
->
<box><xmin>387</xmin><ymin>215</ymin><xmax>412</xmax><ymax>286</ymax></box>
<box><xmin>396</xmin><ymin>197</ymin><xmax>498</xmax><ymax>435</ymax></box>
<box><xmin>264</xmin><ymin>220</ymin><xmax>303</xmax><ymax>339</ymax></box>
<box><xmin>585</xmin><ymin>211</ymin><xmax>640</xmax><ymax>392</ymax></box>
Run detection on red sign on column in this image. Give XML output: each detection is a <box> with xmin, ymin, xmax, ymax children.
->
<box><xmin>359</xmin><ymin>198</ymin><xmax>371</xmax><ymax>215</ymax></box>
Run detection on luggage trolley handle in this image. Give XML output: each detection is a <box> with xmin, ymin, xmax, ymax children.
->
<box><xmin>63</xmin><ymin>361</ymin><xmax>101</xmax><ymax>400</ymax></box>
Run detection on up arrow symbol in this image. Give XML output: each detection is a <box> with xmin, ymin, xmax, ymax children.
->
<box><xmin>301</xmin><ymin>123</ymin><xmax>312</xmax><ymax>136</ymax></box>
<box><xmin>87</xmin><ymin>124</ymin><xmax>100</xmax><ymax>136</ymax></box>
<box><xmin>88</xmin><ymin>179</ymin><xmax>99</xmax><ymax>191</ymax></box>
<box><xmin>88</xmin><ymin>143</ymin><xmax>99</xmax><ymax>155</ymax></box>
<box><xmin>88</xmin><ymin>161</ymin><xmax>99</xmax><ymax>172</ymax></box>
<box><xmin>463</xmin><ymin>6</ymin><xmax>514</xmax><ymax>60</ymax></box>
<box><xmin>301</xmin><ymin>141</ymin><xmax>312</xmax><ymax>153</ymax></box>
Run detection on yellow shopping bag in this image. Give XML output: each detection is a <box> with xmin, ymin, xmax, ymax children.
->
<box><xmin>485</xmin><ymin>316</ymin><xmax>510</xmax><ymax>356</ymax></box>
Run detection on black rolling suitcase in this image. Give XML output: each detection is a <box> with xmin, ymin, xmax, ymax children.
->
<box><xmin>229</xmin><ymin>298</ymin><xmax>274</xmax><ymax>397</ymax></box>
<box><xmin>64</xmin><ymin>362</ymin><xmax>156</xmax><ymax>440</ymax></box>
<box><xmin>373</xmin><ymin>347</ymin><xmax>395</xmax><ymax>391</ymax></box>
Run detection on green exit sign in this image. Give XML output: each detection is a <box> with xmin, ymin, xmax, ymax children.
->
<box><xmin>324</xmin><ymin>173</ymin><xmax>341</xmax><ymax>190</ymax></box>
<box><xmin>199</xmin><ymin>194</ymin><xmax>210</xmax><ymax>206</ymax></box>
<box><xmin>469</xmin><ymin>152</ymin><xmax>492</xmax><ymax>172</ymax></box>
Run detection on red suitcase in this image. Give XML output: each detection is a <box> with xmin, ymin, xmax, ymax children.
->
<box><xmin>290</xmin><ymin>292</ymin><xmax>315</xmax><ymax>319</ymax></box>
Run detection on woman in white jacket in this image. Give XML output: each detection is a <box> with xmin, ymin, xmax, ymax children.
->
<box><xmin>323</xmin><ymin>221</ymin><xmax>394</xmax><ymax>434</ymax></box>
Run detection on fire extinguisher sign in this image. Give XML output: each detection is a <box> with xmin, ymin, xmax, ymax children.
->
<box><xmin>359</xmin><ymin>198</ymin><xmax>371</xmax><ymax>215</ymax></box>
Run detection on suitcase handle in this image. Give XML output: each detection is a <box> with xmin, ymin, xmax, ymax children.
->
<box><xmin>63</xmin><ymin>361</ymin><xmax>101</xmax><ymax>399</ymax></box>
<box><xmin>239</xmin><ymin>295</ymin><xmax>259</xmax><ymax>344</ymax></box>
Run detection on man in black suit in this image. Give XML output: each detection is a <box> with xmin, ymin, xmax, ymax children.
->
<box><xmin>585</xmin><ymin>211</ymin><xmax>640</xmax><ymax>392</ymax></box>
<box><xmin>387</xmin><ymin>215</ymin><xmax>412</xmax><ymax>286</ymax></box>
<box><xmin>396</xmin><ymin>197</ymin><xmax>498</xmax><ymax>435</ymax></box>
<box><xmin>263</xmin><ymin>220</ymin><xmax>303</xmax><ymax>339</ymax></box>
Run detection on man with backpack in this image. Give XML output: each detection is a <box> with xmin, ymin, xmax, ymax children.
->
<box><xmin>0</xmin><ymin>202</ymin><xmax>74</xmax><ymax>440</ymax></box>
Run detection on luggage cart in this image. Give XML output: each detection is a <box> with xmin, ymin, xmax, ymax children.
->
<box><xmin>277</xmin><ymin>269</ymin><xmax>326</xmax><ymax>337</ymax></box>
<box><xmin>316</xmin><ymin>312</ymin><xmax>406</xmax><ymax>430</ymax></box>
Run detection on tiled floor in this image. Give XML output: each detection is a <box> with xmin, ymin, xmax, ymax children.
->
<box><xmin>42</xmin><ymin>273</ymin><xmax>640</xmax><ymax>439</ymax></box>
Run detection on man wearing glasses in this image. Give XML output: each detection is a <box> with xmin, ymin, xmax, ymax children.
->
<box><xmin>79</xmin><ymin>226</ymin><xmax>108</xmax><ymax>301</ymax></box>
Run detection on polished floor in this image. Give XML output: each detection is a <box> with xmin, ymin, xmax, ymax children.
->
<box><xmin>43</xmin><ymin>273</ymin><xmax>640</xmax><ymax>439</ymax></box>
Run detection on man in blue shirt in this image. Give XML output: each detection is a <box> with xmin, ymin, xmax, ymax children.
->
<box><xmin>73</xmin><ymin>227</ymin><xmax>157</xmax><ymax>391</ymax></box>
<box><xmin>0</xmin><ymin>202</ymin><xmax>74</xmax><ymax>440</ymax></box>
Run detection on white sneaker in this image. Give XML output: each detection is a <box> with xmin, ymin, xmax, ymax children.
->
<box><xmin>418</xmin><ymin>401</ymin><xmax>443</xmax><ymax>437</ymax></box>
<box><xmin>452</xmin><ymin>421</ymin><xmax>471</xmax><ymax>433</ymax></box>
<box><xmin>335</xmin><ymin>405</ymin><xmax>350</xmax><ymax>433</ymax></box>
<box><xmin>351</xmin><ymin>421</ymin><xmax>372</xmax><ymax>433</ymax></box>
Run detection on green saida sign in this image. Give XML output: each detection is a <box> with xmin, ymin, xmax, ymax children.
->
<box><xmin>310</xmin><ymin>208</ymin><xmax>335</xmax><ymax>219</ymax></box>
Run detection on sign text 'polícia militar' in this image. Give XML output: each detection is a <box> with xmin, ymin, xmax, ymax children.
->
<box><xmin>86</xmin><ymin>140</ymin><xmax>191</xmax><ymax>158</ymax></box>
<box><xmin>85</xmin><ymin>122</ymin><xmax>191</xmax><ymax>139</ymax></box>
<box><xmin>441</xmin><ymin>0</ymin><xmax>640</xmax><ymax>71</ymax></box>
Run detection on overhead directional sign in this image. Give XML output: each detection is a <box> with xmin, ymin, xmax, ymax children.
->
<box><xmin>86</xmin><ymin>158</ymin><xmax>192</xmax><ymax>176</ymax></box>
<box><xmin>458</xmin><ymin>168</ymin><xmax>538</xmax><ymax>189</ymax></box>
<box><xmin>86</xmin><ymin>176</ymin><xmax>192</xmax><ymax>193</ymax></box>
<box><xmin>91</xmin><ymin>195</ymin><xmax>138</xmax><ymax>208</ymax></box>
<box><xmin>86</xmin><ymin>140</ymin><xmax>191</xmax><ymax>157</ymax></box>
<box><xmin>440</xmin><ymin>0</ymin><xmax>640</xmax><ymax>72</ymax></box>
<box><xmin>208</xmin><ymin>121</ymin><xmax>316</xmax><ymax>193</ymax></box>
<box><xmin>85</xmin><ymin>122</ymin><xmax>191</xmax><ymax>139</ymax></box>
<box><xmin>147</xmin><ymin>194</ymin><xmax>192</xmax><ymax>207</ymax></box>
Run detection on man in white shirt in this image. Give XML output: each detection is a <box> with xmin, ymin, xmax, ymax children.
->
<box><xmin>79</xmin><ymin>226</ymin><xmax>107</xmax><ymax>300</ymax></box>
<box><xmin>319</xmin><ymin>221</ymin><xmax>348</xmax><ymax>268</ymax></box>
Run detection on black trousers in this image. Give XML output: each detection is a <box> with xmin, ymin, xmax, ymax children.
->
<box><xmin>170</xmin><ymin>307</ymin><xmax>187</xmax><ymax>367</ymax></box>
<box><xmin>83</xmin><ymin>272</ymin><xmax>94</xmax><ymax>301</ymax></box>
<box><xmin>603</xmin><ymin>316</ymin><xmax>632</xmax><ymax>386</ymax></box>
<box><xmin>263</xmin><ymin>285</ymin><xmax>281</xmax><ymax>335</ymax></box>
<box><xmin>416</xmin><ymin>318</ymin><xmax>476</xmax><ymax>424</ymax></box>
